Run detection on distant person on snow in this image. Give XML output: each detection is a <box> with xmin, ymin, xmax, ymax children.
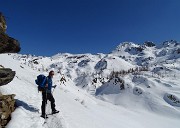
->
<box><xmin>41</xmin><ymin>70</ymin><xmax>59</xmax><ymax>118</ymax></box>
<box><xmin>60</xmin><ymin>75</ymin><xmax>66</xmax><ymax>85</ymax></box>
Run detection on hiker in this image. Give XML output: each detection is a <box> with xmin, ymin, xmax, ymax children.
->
<box><xmin>60</xmin><ymin>75</ymin><xmax>66</xmax><ymax>85</ymax></box>
<box><xmin>41</xmin><ymin>70</ymin><xmax>59</xmax><ymax>118</ymax></box>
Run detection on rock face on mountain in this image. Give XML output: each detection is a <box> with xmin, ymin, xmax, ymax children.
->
<box><xmin>0</xmin><ymin>12</ymin><xmax>6</xmax><ymax>33</ymax></box>
<box><xmin>0</xmin><ymin>33</ymin><xmax>21</xmax><ymax>53</ymax></box>
<box><xmin>0</xmin><ymin>12</ymin><xmax>18</xmax><ymax>87</ymax></box>
<box><xmin>0</xmin><ymin>12</ymin><xmax>20</xmax><ymax>127</ymax></box>
<box><xmin>144</xmin><ymin>41</ymin><xmax>155</xmax><ymax>47</ymax></box>
<box><xmin>0</xmin><ymin>12</ymin><xmax>20</xmax><ymax>53</ymax></box>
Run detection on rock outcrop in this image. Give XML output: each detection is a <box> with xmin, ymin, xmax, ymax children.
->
<box><xmin>0</xmin><ymin>68</ymin><xmax>15</xmax><ymax>86</ymax></box>
<box><xmin>0</xmin><ymin>33</ymin><xmax>21</xmax><ymax>53</ymax></box>
<box><xmin>0</xmin><ymin>12</ymin><xmax>21</xmax><ymax>128</ymax></box>
<box><xmin>0</xmin><ymin>94</ymin><xmax>16</xmax><ymax>127</ymax></box>
<box><xmin>0</xmin><ymin>12</ymin><xmax>6</xmax><ymax>33</ymax></box>
<box><xmin>0</xmin><ymin>12</ymin><xmax>20</xmax><ymax>53</ymax></box>
<box><xmin>144</xmin><ymin>41</ymin><xmax>155</xmax><ymax>47</ymax></box>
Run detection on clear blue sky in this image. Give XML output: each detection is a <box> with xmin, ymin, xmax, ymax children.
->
<box><xmin>1</xmin><ymin>0</ymin><xmax>180</xmax><ymax>56</ymax></box>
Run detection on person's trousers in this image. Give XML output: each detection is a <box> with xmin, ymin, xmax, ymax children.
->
<box><xmin>41</xmin><ymin>91</ymin><xmax>56</xmax><ymax>115</ymax></box>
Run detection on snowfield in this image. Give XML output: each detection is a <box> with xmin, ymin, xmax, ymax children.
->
<box><xmin>0</xmin><ymin>41</ymin><xmax>180</xmax><ymax>128</ymax></box>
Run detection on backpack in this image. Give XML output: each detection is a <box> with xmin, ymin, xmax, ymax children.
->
<box><xmin>35</xmin><ymin>74</ymin><xmax>47</xmax><ymax>92</ymax></box>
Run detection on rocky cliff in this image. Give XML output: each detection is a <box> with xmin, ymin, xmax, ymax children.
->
<box><xmin>0</xmin><ymin>12</ymin><xmax>20</xmax><ymax>53</ymax></box>
<box><xmin>0</xmin><ymin>12</ymin><xmax>21</xmax><ymax>127</ymax></box>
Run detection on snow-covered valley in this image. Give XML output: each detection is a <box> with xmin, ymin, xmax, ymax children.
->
<box><xmin>0</xmin><ymin>41</ymin><xmax>180</xmax><ymax>128</ymax></box>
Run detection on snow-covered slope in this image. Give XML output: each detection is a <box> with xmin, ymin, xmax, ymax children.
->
<box><xmin>0</xmin><ymin>40</ymin><xmax>180</xmax><ymax>128</ymax></box>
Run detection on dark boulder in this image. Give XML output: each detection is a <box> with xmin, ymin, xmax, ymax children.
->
<box><xmin>0</xmin><ymin>68</ymin><xmax>15</xmax><ymax>86</ymax></box>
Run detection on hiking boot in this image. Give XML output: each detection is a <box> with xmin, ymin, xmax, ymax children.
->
<box><xmin>52</xmin><ymin>110</ymin><xmax>59</xmax><ymax>114</ymax></box>
<box><xmin>41</xmin><ymin>114</ymin><xmax>48</xmax><ymax>119</ymax></box>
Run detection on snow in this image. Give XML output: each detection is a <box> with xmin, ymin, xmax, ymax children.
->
<box><xmin>0</xmin><ymin>41</ymin><xmax>180</xmax><ymax>128</ymax></box>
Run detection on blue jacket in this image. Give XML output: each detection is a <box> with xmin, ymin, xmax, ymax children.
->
<box><xmin>46</xmin><ymin>76</ymin><xmax>53</xmax><ymax>93</ymax></box>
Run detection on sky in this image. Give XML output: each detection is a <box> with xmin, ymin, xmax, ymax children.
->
<box><xmin>0</xmin><ymin>0</ymin><xmax>180</xmax><ymax>56</ymax></box>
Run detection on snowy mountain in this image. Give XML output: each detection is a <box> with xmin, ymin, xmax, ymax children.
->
<box><xmin>0</xmin><ymin>40</ymin><xmax>180</xmax><ymax>128</ymax></box>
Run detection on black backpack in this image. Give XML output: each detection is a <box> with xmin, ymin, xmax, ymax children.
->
<box><xmin>35</xmin><ymin>74</ymin><xmax>47</xmax><ymax>92</ymax></box>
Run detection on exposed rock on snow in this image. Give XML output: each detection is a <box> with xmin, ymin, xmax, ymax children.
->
<box><xmin>0</xmin><ymin>94</ymin><xmax>16</xmax><ymax>126</ymax></box>
<box><xmin>78</xmin><ymin>59</ymin><xmax>90</xmax><ymax>67</ymax></box>
<box><xmin>133</xmin><ymin>87</ymin><xmax>143</xmax><ymax>95</ymax></box>
<box><xmin>0</xmin><ymin>68</ymin><xmax>15</xmax><ymax>86</ymax></box>
<box><xmin>94</xmin><ymin>59</ymin><xmax>107</xmax><ymax>70</ymax></box>
<box><xmin>144</xmin><ymin>41</ymin><xmax>155</xmax><ymax>47</ymax></box>
<box><xmin>164</xmin><ymin>93</ymin><xmax>180</xmax><ymax>107</ymax></box>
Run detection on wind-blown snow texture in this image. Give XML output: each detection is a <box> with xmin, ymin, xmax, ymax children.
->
<box><xmin>0</xmin><ymin>40</ymin><xmax>180</xmax><ymax>128</ymax></box>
